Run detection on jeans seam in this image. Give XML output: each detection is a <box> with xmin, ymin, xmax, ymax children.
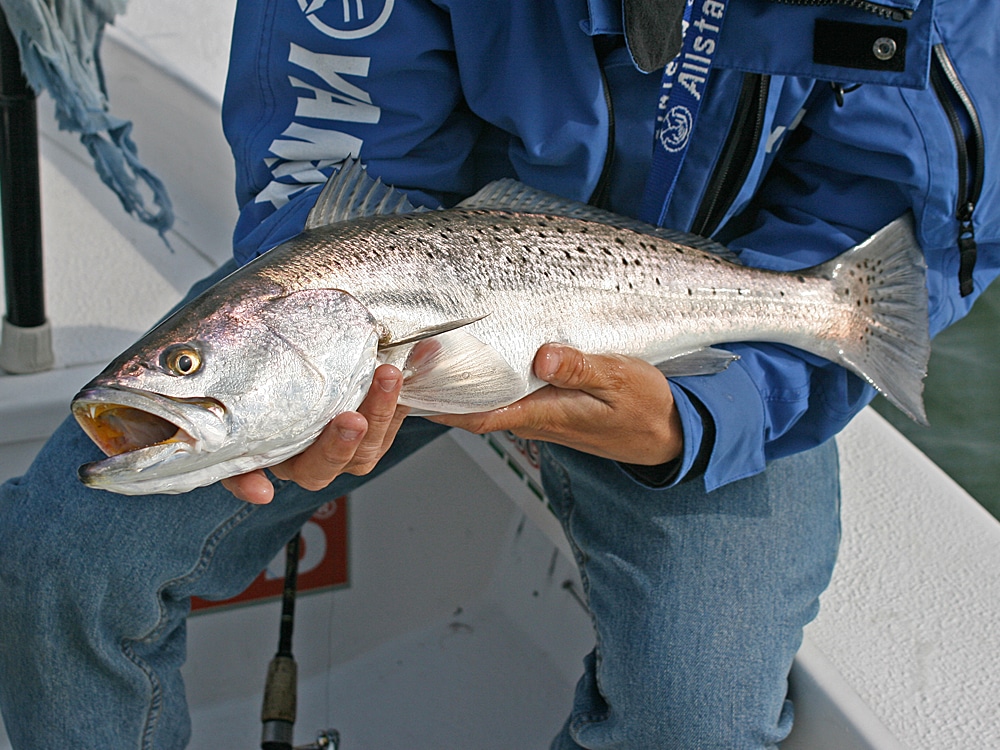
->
<box><xmin>122</xmin><ymin>501</ymin><xmax>260</xmax><ymax>750</ymax></box>
<box><xmin>122</xmin><ymin>640</ymin><xmax>165</xmax><ymax>750</ymax></box>
<box><xmin>135</xmin><ymin>502</ymin><xmax>258</xmax><ymax>644</ymax></box>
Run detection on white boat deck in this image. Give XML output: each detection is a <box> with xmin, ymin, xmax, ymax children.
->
<box><xmin>2</xmin><ymin>6</ymin><xmax>999</xmax><ymax>748</ymax></box>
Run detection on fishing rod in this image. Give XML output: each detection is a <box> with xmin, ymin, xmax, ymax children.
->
<box><xmin>260</xmin><ymin>531</ymin><xmax>341</xmax><ymax>750</ymax></box>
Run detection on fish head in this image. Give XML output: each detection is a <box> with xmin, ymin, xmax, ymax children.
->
<box><xmin>72</xmin><ymin>285</ymin><xmax>381</xmax><ymax>495</ymax></box>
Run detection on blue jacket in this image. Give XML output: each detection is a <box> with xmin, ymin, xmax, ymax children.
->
<box><xmin>222</xmin><ymin>0</ymin><xmax>999</xmax><ymax>491</ymax></box>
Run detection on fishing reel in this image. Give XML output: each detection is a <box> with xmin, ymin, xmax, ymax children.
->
<box><xmin>287</xmin><ymin>729</ymin><xmax>340</xmax><ymax>750</ymax></box>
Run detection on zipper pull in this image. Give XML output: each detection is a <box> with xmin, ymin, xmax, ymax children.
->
<box><xmin>830</xmin><ymin>82</ymin><xmax>862</xmax><ymax>107</ymax></box>
<box><xmin>957</xmin><ymin>201</ymin><xmax>977</xmax><ymax>297</ymax></box>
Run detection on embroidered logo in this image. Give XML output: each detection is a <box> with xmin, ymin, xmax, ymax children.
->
<box><xmin>297</xmin><ymin>0</ymin><xmax>396</xmax><ymax>40</ymax></box>
<box><xmin>658</xmin><ymin>104</ymin><xmax>694</xmax><ymax>153</ymax></box>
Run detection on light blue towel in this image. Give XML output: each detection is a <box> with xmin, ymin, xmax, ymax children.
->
<box><xmin>0</xmin><ymin>0</ymin><xmax>173</xmax><ymax>236</ymax></box>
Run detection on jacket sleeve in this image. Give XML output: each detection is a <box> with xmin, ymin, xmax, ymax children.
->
<box><xmin>667</xmin><ymin>47</ymin><xmax>1000</xmax><ymax>491</ymax></box>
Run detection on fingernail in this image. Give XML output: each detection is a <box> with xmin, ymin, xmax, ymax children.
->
<box><xmin>377</xmin><ymin>372</ymin><xmax>400</xmax><ymax>392</ymax></box>
<box><xmin>538</xmin><ymin>346</ymin><xmax>563</xmax><ymax>380</ymax></box>
<box><xmin>338</xmin><ymin>426</ymin><xmax>362</xmax><ymax>441</ymax></box>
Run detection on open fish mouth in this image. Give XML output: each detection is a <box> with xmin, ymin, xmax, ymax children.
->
<box><xmin>72</xmin><ymin>386</ymin><xmax>228</xmax><ymax>483</ymax></box>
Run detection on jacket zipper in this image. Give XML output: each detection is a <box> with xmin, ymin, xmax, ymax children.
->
<box><xmin>588</xmin><ymin>62</ymin><xmax>617</xmax><ymax>209</ymax></box>
<box><xmin>930</xmin><ymin>43</ymin><xmax>985</xmax><ymax>297</ymax></box>
<box><xmin>768</xmin><ymin>0</ymin><xmax>913</xmax><ymax>22</ymax></box>
<box><xmin>691</xmin><ymin>73</ymin><xmax>770</xmax><ymax>237</ymax></box>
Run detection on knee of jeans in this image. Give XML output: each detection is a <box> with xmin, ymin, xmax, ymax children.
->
<box><xmin>567</xmin><ymin>651</ymin><xmax>792</xmax><ymax>749</ymax></box>
<box><xmin>0</xmin><ymin>474</ymin><xmax>120</xmax><ymax>600</ymax></box>
<box><xmin>571</xmin><ymin>701</ymin><xmax>790</xmax><ymax>750</ymax></box>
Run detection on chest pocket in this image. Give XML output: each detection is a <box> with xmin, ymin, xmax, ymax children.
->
<box><xmin>713</xmin><ymin>0</ymin><xmax>932</xmax><ymax>90</ymax></box>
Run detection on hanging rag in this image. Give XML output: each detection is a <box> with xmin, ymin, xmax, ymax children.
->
<box><xmin>0</xmin><ymin>0</ymin><xmax>173</xmax><ymax>236</ymax></box>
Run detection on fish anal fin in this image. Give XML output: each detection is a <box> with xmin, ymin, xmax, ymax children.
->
<box><xmin>654</xmin><ymin>348</ymin><xmax>739</xmax><ymax>377</ymax></box>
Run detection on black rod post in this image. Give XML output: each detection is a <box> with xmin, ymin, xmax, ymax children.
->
<box><xmin>0</xmin><ymin>9</ymin><xmax>44</xmax><ymax>328</ymax></box>
<box><xmin>0</xmin><ymin>7</ymin><xmax>52</xmax><ymax>374</ymax></box>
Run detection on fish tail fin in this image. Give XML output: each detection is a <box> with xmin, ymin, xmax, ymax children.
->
<box><xmin>818</xmin><ymin>215</ymin><xmax>930</xmax><ymax>425</ymax></box>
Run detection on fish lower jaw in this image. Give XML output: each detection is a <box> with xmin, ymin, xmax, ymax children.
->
<box><xmin>78</xmin><ymin>441</ymin><xmax>191</xmax><ymax>490</ymax></box>
<box><xmin>78</xmin><ymin>435</ymin><xmax>322</xmax><ymax>496</ymax></box>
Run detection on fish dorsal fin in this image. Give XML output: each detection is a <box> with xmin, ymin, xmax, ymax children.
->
<box><xmin>305</xmin><ymin>157</ymin><xmax>427</xmax><ymax>229</ymax></box>
<box><xmin>379</xmin><ymin>315</ymin><xmax>490</xmax><ymax>350</ymax></box>
<box><xmin>458</xmin><ymin>179</ymin><xmax>739</xmax><ymax>261</ymax></box>
<box><xmin>390</xmin><ymin>330</ymin><xmax>532</xmax><ymax>415</ymax></box>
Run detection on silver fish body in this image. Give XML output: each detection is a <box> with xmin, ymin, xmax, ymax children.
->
<box><xmin>73</xmin><ymin>161</ymin><xmax>930</xmax><ymax>495</ymax></box>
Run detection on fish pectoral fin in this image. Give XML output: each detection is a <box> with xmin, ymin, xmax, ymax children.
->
<box><xmin>394</xmin><ymin>329</ymin><xmax>530</xmax><ymax>414</ymax></box>
<box><xmin>379</xmin><ymin>314</ymin><xmax>490</xmax><ymax>350</ymax></box>
<box><xmin>653</xmin><ymin>348</ymin><xmax>739</xmax><ymax>377</ymax></box>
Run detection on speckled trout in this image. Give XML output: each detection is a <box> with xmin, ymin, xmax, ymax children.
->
<box><xmin>72</xmin><ymin>160</ymin><xmax>930</xmax><ymax>495</ymax></box>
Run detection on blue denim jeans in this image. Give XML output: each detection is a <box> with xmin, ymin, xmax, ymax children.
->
<box><xmin>543</xmin><ymin>440</ymin><xmax>840</xmax><ymax>749</ymax></box>
<box><xmin>0</xmin><ymin>271</ymin><xmax>841</xmax><ymax>750</ymax></box>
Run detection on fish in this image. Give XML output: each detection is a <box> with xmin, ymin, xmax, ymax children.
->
<box><xmin>72</xmin><ymin>159</ymin><xmax>930</xmax><ymax>495</ymax></box>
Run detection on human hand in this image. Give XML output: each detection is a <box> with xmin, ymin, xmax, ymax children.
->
<box><xmin>222</xmin><ymin>364</ymin><xmax>409</xmax><ymax>504</ymax></box>
<box><xmin>426</xmin><ymin>343</ymin><xmax>683</xmax><ymax>466</ymax></box>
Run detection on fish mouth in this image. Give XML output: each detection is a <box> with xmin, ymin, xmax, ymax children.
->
<box><xmin>72</xmin><ymin>385</ymin><xmax>228</xmax><ymax>485</ymax></box>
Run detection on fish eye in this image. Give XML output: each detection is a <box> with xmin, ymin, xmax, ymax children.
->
<box><xmin>163</xmin><ymin>345</ymin><xmax>202</xmax><ymax>376</ymax></box>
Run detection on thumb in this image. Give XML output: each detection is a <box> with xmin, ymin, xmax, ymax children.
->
<box><xmin>534</xmin><ymin>343</ymin><xmax>606</xmax><ymax>392</ymax></box>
